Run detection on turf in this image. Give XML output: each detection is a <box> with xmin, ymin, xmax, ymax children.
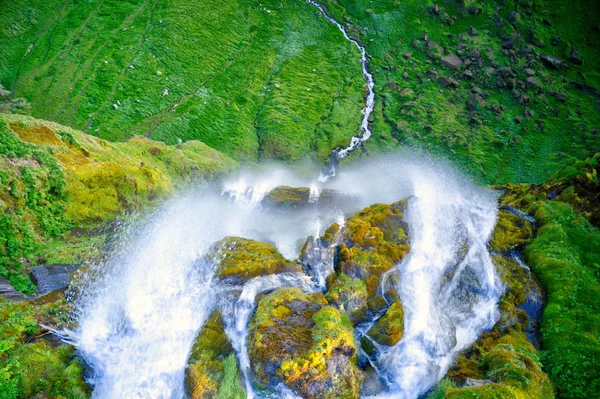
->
<box><xmin>0</xmin><ymin>0</ymin><xmax>365</xmax><ymax>162</ymax></box>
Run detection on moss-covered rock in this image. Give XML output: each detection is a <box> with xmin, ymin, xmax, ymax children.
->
<box><xmin>443</xmin><ymin>329</ymin><xmax>554</xmax><ymax>399</ymax></box>
<box><xmin>335</xmin><ymin>201</ymin><xmax>409</xmax><ymax>312</ymax></box>
<box><xmin>489</xmin><ymin>210</ymin><xmax>534</xmax><ymax>253</ymax></box>
<box><xmin>261</xmin><ymin>186</ymin><xmax>349</xmax><ymax>209</ymax></box>
<box><xmin>0</xmin><ymin>292</ymin><xmax>90</xmax><ymax>398</ymax></box>
<box><xmin>209</xmin><ymin>237</ymin><xmax>302</xmax><ymax>284</ymax></box>
<box><xmin>325</xmin><ymin>274</ymin><xmax>368</xmax><ymax>324</ymax></box>
<box><xmin>361</xmin><ymin>301</ymin><xmax>404</xmax><ymax>356</ymax></box>
<box><xmin>185</xmin><ymin>311</ymin><xmax>244</xmax><ymax>399</ymax></box>
<box><xmin>248</xmin><ymin>288</ymin><xmax>363</xmax><ymax>399</ymax></box>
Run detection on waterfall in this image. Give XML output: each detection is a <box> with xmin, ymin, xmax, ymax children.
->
<box><xmin>308</xmin><ymin>0</ymin><xmax>376</xmax><ymax>181</ymax></box>
<box><xmin>70</xmin><ymin>153</ymin><xmax>501</xmax><ymax>399</ymax></box>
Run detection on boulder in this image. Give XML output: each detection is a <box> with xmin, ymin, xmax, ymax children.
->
<box><xmin>426</xmin><ymin>41</ymin><xmax>445</xmax><ymax>59</ymax></box>
<box><xmin>441</xmin><ymin>54</ymin><xmax>463</xmax><ymax>69</ymax></box>
<box><xmin>30</xmin><ymin>264</ymin><xmax>80</xmax><ymax>296</ymax></box>
<box><xmin>0</xmin><ymin>277</ymin><xmax>27</xmax><ymax>302</ymax></box>
<box><xmin>541</xmin><ymin>55</ymin><xmax>563</xmax><ymax>69</ymax></box>
<box><xmin>361</xmin><ymin>301</ymin><xmax>404</xmax><ymax>356</ymax></box>
<box><xmin>467</xmin><ymin>94</ymin><xmax>485</xmax><ymax>111</ymax></box>
<box><xmin>489</xmin><ymin>209</ymin><xmax>534</xmax><ymax>252</ymax></box>
<box><xmin>248</xmin><ymin>288</ymin><xmax>363</xmax><ymax>399</ymax></box>
<box><xmin>326</xmin><ymin>274</ymin><xmax>368</xmax><ymax>324</ymax></box>
<box><xmin>209</xmin><ymin>237</ymin><xmax>302</xmax><ymax>284</ymax></box>
<box><xmin>335</xmin><ymin>202</ymin><xmax>409</xmax><ymax>312</ymax></box>
<box><xmin>261</xmin><ymin>186</ymin><xmax>354</xmax><ymax>209</ymax></box>
<box><xmin>185</xmin><ymin>311</ymin><xmax>243</xmax><ymax>399</ymax></box>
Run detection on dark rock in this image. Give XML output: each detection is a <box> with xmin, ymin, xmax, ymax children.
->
<box><xmin>556</xmin><ymin>93</ymin><xmax>566</xmax><ymax>103</ymax></box>
<box><xmin>0</xmin><ymin>277</ymin><xmax>27</xmax><ymax>302</ymax></box>
<box><xmin>526</xmin><ymin>77</ymin><xmax>542</xmax><ymax>89</ymax></box>
<box><xmin>441</xmin><ymin>54</ymin><xmax>463</xmax><ymax>69</ymax></box>
<box><xmin>426</xmin><ymin>68</ymin><xmax>438</xmax><ymax>79</ymax></box>
<box><xmin>541</xmin><ymin>55</ymin><xmax>563</xmax><ymax>69</ymax></box>
<box><xmin>496</xmin><ymin>66</ymin><xmax>513</xmax><ymax>78</ymax></box>
<box><xmin>569</xmin><ymin>45</ymin><xmax>582</xmax><ymax>65</ymax></box>
<box><xmin>512</xmin><ymin>89</ymin><xmax>521</xmax><ymax>99</ymax></box>
<box><xmin>490</xmin><ymin>60</ymin><xmax>500</xmax><ymax>68</ymax></box>
<box><xmin>507</xmin><ymin>11</ymin><xmax>521</xmax><ymax>22</ymax></box>
<box><xmin>462</xmin><ymin>69</ymin><xmax>474</xmax><ymax>80</ymax></box>
<box><xmin>430</xmin><ymin>4</ymin><xmax>440</xmax><ymax>15</ymax></box>
<box><xmin>402</xmin><ymin>72</ymin><xmax>409</xmax><ymax>79</ymax></box>
<box><xmin>468</xmin><ymin>26</ymin><xmax>479</xmax><ymax>36</ymax></box>
<box><xmin>551</xmin><ymin>36</ymin><xmax>561</xmax><ymax>46</ymax></box>
<box><xmin>426</xmin><ymin>41</ymin><xmax>444</xmax><ymax>59</ymax></box>
<box><xmin>531</xmin><ymin>33</ymin><xmax>545</xmax><ymax>48</ymax></box>
<box><xmin>467</xmin><ymin>49</ymin><xmax>481</xmax><ymax>59</ymax></box>
<box><xmin>438</xmin><ymin>76</ymin><xmax>459</xmax><ymax>88</ymax></box>
<box><xmin>30</xmin><ymin>264</ymin><xmax>80</xmax><ymax>296</ymax></box>
<box><xmin>525</xmin><ymin>68</ymin><xmax>536</xmax><ymax>76</ymax></box>
<box><xmin>467</xmin><ymin>94</ymin><xmax>485</xmax><ymax>111</ymax></box>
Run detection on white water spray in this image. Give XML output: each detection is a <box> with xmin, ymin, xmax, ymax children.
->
<box><xmin>72</xmin><ymin>154</ymin><xmax>501</xmax><ymax>399</ymax></box>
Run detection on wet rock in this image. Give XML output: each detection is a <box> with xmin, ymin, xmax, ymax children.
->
<box><xmin>326</xmin><ymin>274</ymin><xmax>368</xmax><ymax>324</ymax></box>
<box><xmin>185</xmin><ymin>311</ymin><xmax>242</xmax><ymax>399</ymax></box>
<box><xmin>541</xmin><ymin>55</ymin><xmax>563</xmax><ymax>69</ymax></box>
<box><xmin>441</xmin><ymin>54</ymin><xmax>463</xmax><ymax>70</ymax></box>
<box><xmin>30</xmin><ymin>264</ymin><xmax>80</xmax><ymax>296</ymax></box>
<box><xmin>489</xmin><ymin>209</ymin><xmax>534</xmax><ymax>252</ymax></box>
<box><xmin>0</xmin><ymin>277</ymin><xmax>27</xmax><ymax>302</ymax></box>
<box><xmin>209</xmin><ymin>237</ymin><xmax>302</xmax><ymax>284</ymax></box>
<box><xmin>361</xmin><ymin>301</ymin><xmax>404</xmax><ymax>356</ymax></box>
<box><xmin>467</xmin><ymin>94</ymin><xmax>485</xmax><ymax>111</ymax></box>
<box><xmin>248</xmin><ymin>288</ymin><xmax>363</xmax><ymax>399</ymax></box>
<box><xmin>262</xmin><ymin>186</ymin><xmax>349</xmax><ymax>209</ymax></box>
<box><xmin>335</xmin><ymin>202</ymin><xmax>409</xmax><ymax>312</ymax></box>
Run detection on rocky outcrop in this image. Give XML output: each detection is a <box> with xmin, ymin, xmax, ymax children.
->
<box><xmin>185</xmin><ymin>311</ymin><xmax>243</xmax><ymax>399</ymax></box>
<box><xmin>361</xmin><ymin>301</ymin><xmax>404</xmax><ymax>356</ymax></box>
<box><xmin>248</xmin><ymin>288</ymin><xmax>363</xmax><ymax>399</ymax></box>
<box><xmin>208</xmin><ymin>237</ymin><xmax>302</xmax><ymax>284</ymax></box>
<box><xmin>30</xmin><ymin>264</ymin><xmax>80</xmax><ymax>296</ymax></box>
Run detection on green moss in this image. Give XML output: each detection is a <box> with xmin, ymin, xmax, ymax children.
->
<box><xmin>0</xmin><ymin>295</ymin><xmax>89</xmax><ymax>399</ymax></box>
<box><xmin>325</xmin><ymin>274</ymin><xmax>368</xmax><ymax>324</ymax></box>
<box><xmin>361</xmin><ymin>300</ymin><xmax>404</xmax><ymax>356</ymax></box>
<box><xmin>0</xmin><ymin>113</ymin><xmax>236</xmax><ymax>292</ymax></box>
<box><xmin>210</xmin><ymin>237</ymin><xmax>302</xmax><ymax>283</ymax></box>
<box><xmin>524</xmin><ymin>201</ymin><xmax>600</xmax><ymax>399</ymax></box>
<box><xmin>248</xmin><ymin>288</ymin><xmax>362</xmax><ymax>399</ymax></box>
<box><xmin>185</xmin><ymin>311</ymin><xmax>243</xmax><ymax>399</ymax></box>
<box><xmin>490</xmin><ymin>210</ymin><xmax>534</xmax><ymax>253</ymax></box>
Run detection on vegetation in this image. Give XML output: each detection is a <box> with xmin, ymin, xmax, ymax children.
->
<box><xmin>0</xmin><ymin>113</ymin><xmax>236</xmax><ymax>293</ymax></box>
<box><xmin>319</xmin><ymin>0</ymin><xmax>600</xmax><ymax>184</ymax></box>
<box><xmin>0</xmin><ymin>0</ymin><xmax>365</xmax><ymax>162</ymax></box>
<box><xmin>0</xmin><ymin>293</ymin><xmax>89</xmax><ymax>399</ymax></box>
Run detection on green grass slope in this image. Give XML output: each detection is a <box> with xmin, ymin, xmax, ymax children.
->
<box><xmin>0</xmin><ymin>113</ymin><xmax>236</xmax><ymax>293</ymax></box>
<box><xmin>320</xmin><ymin>0</ymin><xmax>600</xmax><ymax>184</ymax></box>
<box><xmin>0</xmin><ymin>0</ymin><xmax>366</xmax><ymax>162</ymax></box>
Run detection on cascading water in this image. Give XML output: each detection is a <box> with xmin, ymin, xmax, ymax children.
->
<box><xmin>70</xmin><ymin>152</ymin><xmax>502</xmax><ymax>399</ymax></box>
<box><xmin>307</xmin><ymin>0</ymin><xmax>376</xmax><ymax>181</ymax></box>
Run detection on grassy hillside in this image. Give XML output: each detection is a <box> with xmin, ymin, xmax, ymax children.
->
<box><xmin>0</xmin><ymin>0</ymin><xmax>365</xmax><ymax>162</ymax></box>
<box><xmin>0</xmin><ymin>113</ymin><xmax>236</xmax><ymax>293</ymax></box>
<box><xmin>320</xmin><ymin>0</ymin><xmax>600</xmax><ymax>184</ymax></box>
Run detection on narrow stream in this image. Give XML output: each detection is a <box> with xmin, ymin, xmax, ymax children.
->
<box><xmin>307</xmin><ymin>0</ymin><xmax>376</xmax><ymax>181</ymax></box>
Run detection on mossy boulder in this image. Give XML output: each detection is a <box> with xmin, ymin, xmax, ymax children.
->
<box><xmin>325</xmin><ymin>274</ymin><xmax>368</xmax><ymax>324</ymax></box>
<box><xmin>444</xmin><ymin>329</ymin><xmax>554</xmax><ymax>399</ymax></box>
<box><xmin>248</xmin><ymin>288</ymin><xmax>363</xmax><ymax>399</ymax></box>
<box><xmin>335</xmin><ymin>202</ymin><xmax>409</xmax><ymax>312</ymax></box>
<box><xmin>209</xmin><ymin>237</ymin><xmax>302</xmax><ymax>284</ymax></box>
<box><xmin>489</xmin><ymin>209</ymin><xmax>534</xmax><ymax>252</ymax></box>
<box><xmin>185</xmin><ymin>311</ymin><xmax>244</xmax><ymax>399</ymax></box>
<box><xmin>360</xmin><ymin>301</ymin><xmax>404</xmax><ymax>356</ymax></box>
<box><xmin>262</xmin><ymin>186</ymin><xmax>342</xmax><ymax>208</ymax></box>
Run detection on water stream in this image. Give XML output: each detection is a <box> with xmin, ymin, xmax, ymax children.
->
<box><xmin>69</xmin><ymin>153</ymin><xmax>502</xmax><ymax>399</ymax></box>
<box><xmin>307</xmin><ymin>0</ymin><xmax>376</xmax><ymax>181</ymax></box>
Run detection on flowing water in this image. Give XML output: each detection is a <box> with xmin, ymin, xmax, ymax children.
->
<box><xmin>69</xmin><ymin>153</ymin><xmax>502</xmax><ymax>399</ymax></box>
<box><xmin>69</xmin><ymin>3</ymin><xmax>502</xmax><ymax>398</ymax></box>
<box><xmin>307</xmin><ymin>0</ymin><xmax>376</xmax><ymax>181</ymax></box>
